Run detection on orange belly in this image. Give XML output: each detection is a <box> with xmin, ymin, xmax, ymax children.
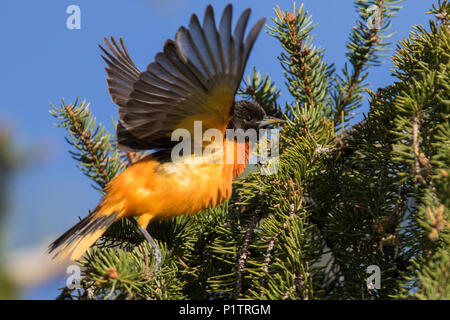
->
<box><xmin>96</xmin><ymin>140</ymin><xmax>250</xmax><ymax>225</ymax></box>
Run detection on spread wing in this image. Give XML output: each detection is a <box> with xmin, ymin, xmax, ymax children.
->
<box><xmin>99</xmin><ymin>4</ymin><xmax>265</xmax><ymax>151</ymax></box>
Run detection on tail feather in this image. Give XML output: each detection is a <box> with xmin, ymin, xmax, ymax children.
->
<box><xmin>48</xmin><ymin>211</ymin><xmax>120</xmax><ymax>261</ymax></box>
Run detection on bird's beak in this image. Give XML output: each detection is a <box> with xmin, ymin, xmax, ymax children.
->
<box><xmin>258</xmin><ymin>116</ymin><xmax>285</xmax><ymax>128</ymax></box>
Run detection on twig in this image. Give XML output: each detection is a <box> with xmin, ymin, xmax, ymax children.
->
<box><xmin>336</xmin><ymin>0</ymin><xmax>383</xmax><ymax>119</ymax></box>
<box><xmin>64</xmin><ymin>104</ymin><xmax>110</xmax><ymax>184</ymax></box>
<box><xmin>233</xmin><ymin>208</ymin><xmax>260</xmax><ymax>299</ymax></box>
<box><xmin>285</xmin><ymin>11</ymin><xmax>314</xmax><ymax>105</ymax></box>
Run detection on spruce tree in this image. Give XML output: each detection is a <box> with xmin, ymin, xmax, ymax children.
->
<box><xmin>52</xmin><ymin>0</ymin><xmax>449</xmax><ymax>300</ymax></box>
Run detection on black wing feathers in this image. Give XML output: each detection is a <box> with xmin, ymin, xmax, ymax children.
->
<box><xmin>100</xmin><ymin>4</ymin><xmax>266</xmax><ymax>151</ymax></box>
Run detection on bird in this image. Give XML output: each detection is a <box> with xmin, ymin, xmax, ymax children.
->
<box><xmin>48</xmin><ymin>4</ymin><xmax>283</xmax><ymax>271</ymax></box>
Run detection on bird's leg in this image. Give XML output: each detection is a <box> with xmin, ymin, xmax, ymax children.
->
<box><xmin>127</xmin><ymin>217</ymin><xmax>162</xmax><ymax>273</ymax></box>
<box><xmin>137</xmin><ymin>224</ymin><xmax>162</xmax><ymax>273</ymax></box>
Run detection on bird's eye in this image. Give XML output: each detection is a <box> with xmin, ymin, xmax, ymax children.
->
<box><xmin>246</xmin><ymin>116</ymin><xmax>252</xmax><ymax>122</ymax></box>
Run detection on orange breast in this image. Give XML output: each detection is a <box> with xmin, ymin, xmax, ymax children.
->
<box><xmin>98</xmin><ymin>140</ymin><xmax>250</xmax><ymax>221</ymax></box>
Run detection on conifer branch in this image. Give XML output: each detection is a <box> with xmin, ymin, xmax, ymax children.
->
<box><xmin>268</xmin><ymin>3</ymin><xmax>332</xmax><ymax>112</ymax></box>
<box><xmin>332</xmin><ymin>0</ymin><xmax>403</xmax><ymax>127</ymax></box>
<box><xmin>281</xmin><ymin>6</ymin><xmax>314</xmax><ymax>105</ymax></box>
<box><xmin>337</xmin><ymin>0</ymin><xmax>383</xmax><ymax>114</ymax></box>
<box><xmin>239</xmin><ymin>68</ymin><xmax>283</xmax><ymax>118</ymax></box>
<box><xmin>65</xmin><ymin>104</ymin><xmax>110</xmax><ymax>183</ymax></box>
<box><xmin>412</xmin><ymin>115</ymin><xmax>423</xmax><ymax>182</ymax></box>
<box><xmin>234</xmin><ymin>207</ymin><xmax>261</xmax><ymax>299</ymax></box>
<box><xmin>50</xmin><ymin>99</ymin><xmax>125</xmax><ymax>191</ymax></box>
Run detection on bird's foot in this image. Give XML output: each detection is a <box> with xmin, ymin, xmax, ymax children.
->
<box><xmin>128</xmin><ymin>217</ymin><xmax>162</xmax><ymax>273</ymax></box>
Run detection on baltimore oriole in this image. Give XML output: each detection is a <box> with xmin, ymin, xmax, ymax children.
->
<box><xmin>49</xmin><ymin>4</ymin><xmax>283</xmax><ymax>270</ymax></box>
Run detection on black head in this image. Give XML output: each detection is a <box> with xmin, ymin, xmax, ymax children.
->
<box><xmin>228</xmin><ymin>100</ymin><xmax>284</xmax><ymax>131</ymax></box>
<box><xmin>228</xmin><ymin>100</ymin><xmax>265</xmax><ymax>130</ymax></box>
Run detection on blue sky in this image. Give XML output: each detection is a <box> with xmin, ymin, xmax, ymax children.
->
<box><xmin>0</xmin><ymin>0</ymin><xmax>432</xmax><ymax>299</ymax></box>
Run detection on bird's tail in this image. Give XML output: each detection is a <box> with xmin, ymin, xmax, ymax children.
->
<box><xmin>48</xmin><ymin>208</ymin><xmax>120</xmax><ymax>261</ymax></box>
